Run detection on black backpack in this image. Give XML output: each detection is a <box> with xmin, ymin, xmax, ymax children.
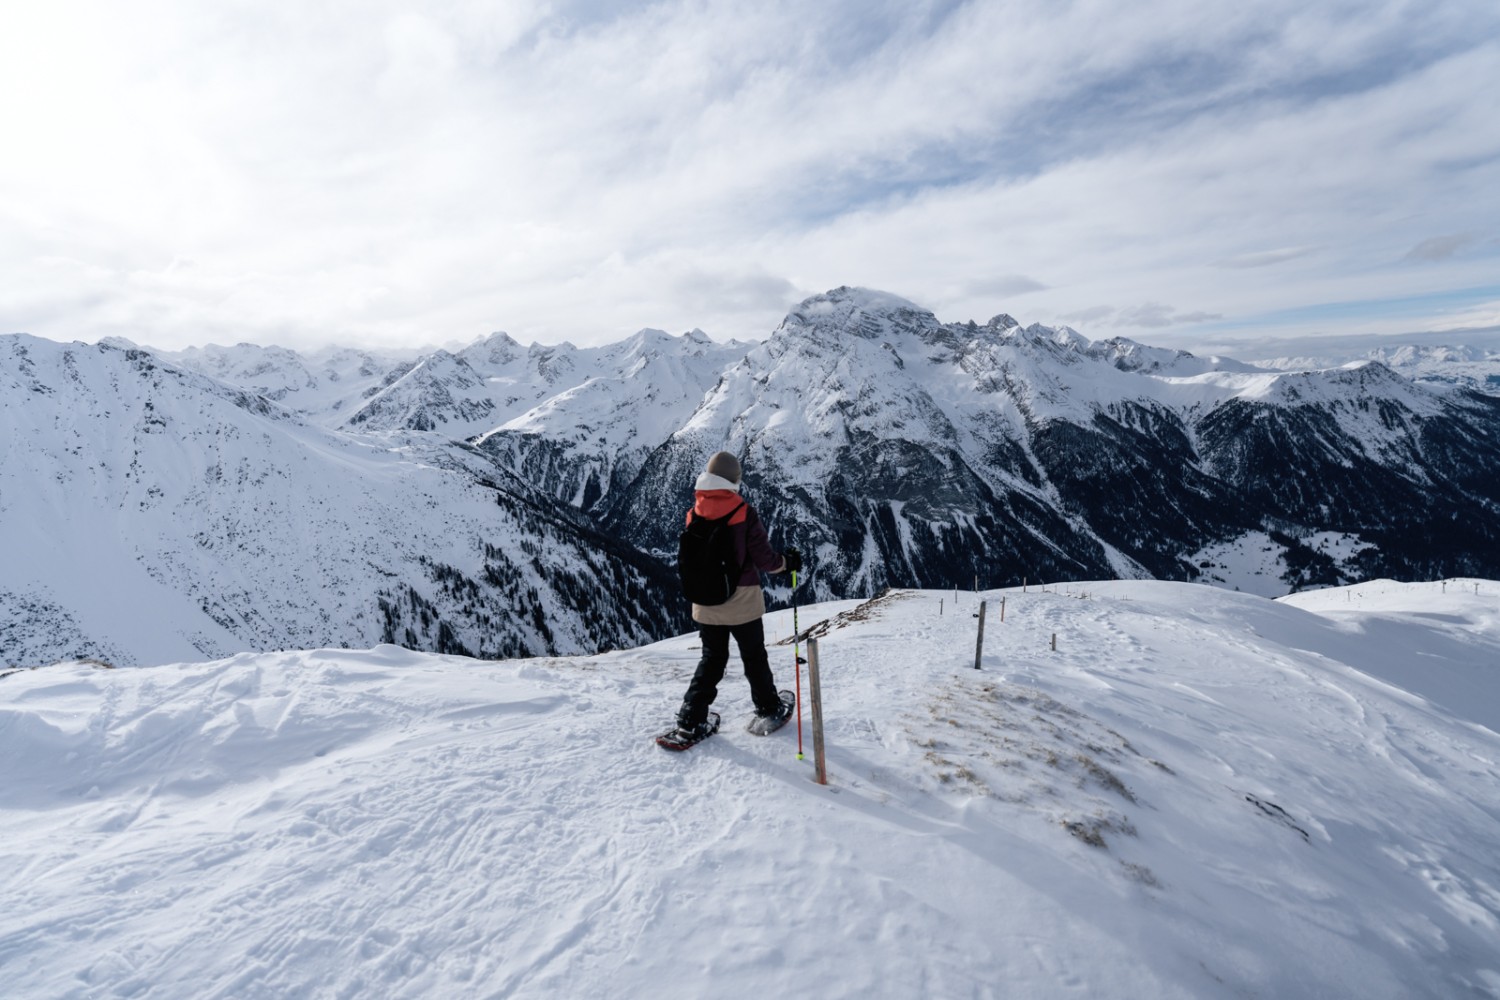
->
<box><xmin>677</xmin><ymin>501</ymin><xmax>748</xmax><ymax>605</ymax></box>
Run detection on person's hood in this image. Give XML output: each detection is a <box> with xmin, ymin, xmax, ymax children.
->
<box><xmin>694</xmin><ymin>472</ymin><xmax>741</xmax><ymax>493</ymax></box>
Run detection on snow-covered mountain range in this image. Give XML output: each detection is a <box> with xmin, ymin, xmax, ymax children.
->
<box><xmin>0</xmin><ymin>336</ymin><xmax>681</xmax><ymax>667</ymax></box>
<box><xmin>4</xmin><ymin>286</ymin><xmax>1499</xmax><ymax>666</ymax></box>
<box><xmin>599</xmin><ymin>289</ymin><xmax>1500</xmax><ymax>601</ymax></box>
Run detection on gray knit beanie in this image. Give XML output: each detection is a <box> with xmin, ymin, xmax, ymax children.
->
<box><xmin>705</xmin><ymin>451</ymin><xmax>742</xmax><ymax>484</ymax></box>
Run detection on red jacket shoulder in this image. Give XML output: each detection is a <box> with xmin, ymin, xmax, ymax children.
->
<box><xmin>688</xmin><ymin>490</ymin><xmax>749</xmax><ymax>524</ymax></box>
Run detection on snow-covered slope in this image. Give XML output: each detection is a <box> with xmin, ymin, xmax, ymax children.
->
<box><xmin>0</xmin><ymin>335</ymin><xmax>679</xmax><ymax>667</ymax></box>
<box><xmin>345</xmin><ymin>328</ymin><xmax>748</xmax><ymax>445</ymax></box>
<box><xmin>474</xmin><ymin>328</ymin><xmax>750</xmax><ymax>511</ymax></box>
<box><xmin>3</xmin><ymin>580</ymin><xmax>1497</xmax><ymax>998</ymax></box>
<box><xmin>344</xmin><ymin>348</ymin><xmax>501</xmax><ymax>435</ymax></box>
<box><xmin>159</xmin><ymin>340</ymin><xmax>412</xmax><ymax>424</ymax></box>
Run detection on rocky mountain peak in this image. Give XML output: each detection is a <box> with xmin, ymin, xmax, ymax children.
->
<box><xmin>459</xmin><ymin>331</ymin><xmax>524</xmax><ymax>369</ymax></box>
<box><xmin>776</xmin><ymin>286</ymin><xmax>940</xmax><ymax>343</ymax></box>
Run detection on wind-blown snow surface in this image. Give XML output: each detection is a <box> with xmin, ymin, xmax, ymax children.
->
<box><xmin>4</xmin><ymin>581</ymin><xmax>1498</xmax><ymax>998</ymax></box>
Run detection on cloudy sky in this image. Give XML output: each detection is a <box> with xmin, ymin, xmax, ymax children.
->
<box><xmin>3</xmin><ymin>0</ymin><xmax>1498</xmax><ymax>353</ymax></box>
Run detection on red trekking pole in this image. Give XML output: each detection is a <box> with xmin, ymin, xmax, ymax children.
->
<box><xmin>792</xmin><ymin>568</ymin><xmax>804</xmax><ymax>760</ymax></box>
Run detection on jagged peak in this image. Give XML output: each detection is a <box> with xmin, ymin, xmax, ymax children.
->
<box><xmin>466</xmin><ymin>330</ymin><xmax>522</xmax><ymax>353</ymax></box>
<box><xmin>456</xmin><ymin>331</ymin><xmax>525</xmax><ymax>372</ymax></box>
<box><xmin>1012</xmin><ymin>322</ymin><xmax>1091</xmax><ymax>354</ymax></box>
<box><xmin>986</xmin><ymin>313</ymin><xmax>1020</xmax><ymax>330</ymax></box>
<box><xmin>1092</xmin><ymin>336</ymin><xmax>1195</xmax><ymax>371</ymax></box>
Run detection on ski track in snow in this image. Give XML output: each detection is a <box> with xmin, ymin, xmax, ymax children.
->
<box><xmin>3</xmin><ymin>582</ymin><xmax>1500</xmax><ymax>998</ymax></box>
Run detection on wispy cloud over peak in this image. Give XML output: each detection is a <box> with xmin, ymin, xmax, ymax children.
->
<box><xmin>1113</xmin><ymin>303</ymin><xmax>1225</xmax><ymax>329</ymax></box>
<box><xmin>1213</xmin><ymin>246</ymin><xmax>1321</xmax><ymax>269</ymax></box>
<box><xmin>1404</xmin><ymin>233</ymin><xmax>1481</xmax><ymax>262</ymax></box>
<box><xmin>958</xmin><ymin>274</ymin><xmax>1049</xmax><ymax>298</ymax></box>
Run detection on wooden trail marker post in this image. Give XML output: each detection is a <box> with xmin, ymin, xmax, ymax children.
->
<box><xmin>806</xmin><ymin>637</ymin><xmax>828</xmax><ymax>785</ymax></box>
<box><xmin>974</xmin><ymin>599</ymin><xmax>987</xmax><ymax>670</ymax></box>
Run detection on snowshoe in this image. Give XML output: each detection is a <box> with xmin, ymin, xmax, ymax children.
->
<box><xmin>655</xmin><ymin>712</ymin><xmax>720</xmax><ymax>752</ymax></box>
<box><xmin>747</xmin><ymin>690</ymin><xmax>795</xmax><ymax>736</ymax></box>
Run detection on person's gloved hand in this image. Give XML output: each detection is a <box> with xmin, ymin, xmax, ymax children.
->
<box><xmin>783</xmin><ymin>547</ymin><xmax>803</xmax><ymax>573</ymax></box>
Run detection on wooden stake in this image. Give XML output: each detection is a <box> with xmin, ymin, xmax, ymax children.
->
<box><xmin>1050</xmin><ymin>632</ymin><xmax>1057</xmax><ymax>652</ymax></box>
<box><xmin>1000</xmin><ymin>596</ymin><xmax>1006</xmax><ymax>622</ymax></box>
<box><xmin>974</xmin><ymin>600</ymin><xmax>987</xmax><ymax>670</ymax></box>
<box><xmin>807</xmin><ymin>638</ymin><xmax>827</xmax><ymax>785</ymax></box>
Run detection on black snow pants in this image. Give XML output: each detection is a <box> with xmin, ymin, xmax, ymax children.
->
<box><xmin>679</xmin><ymin>618</ymin><xmax>780</xmax><ymax>726</ymax></box>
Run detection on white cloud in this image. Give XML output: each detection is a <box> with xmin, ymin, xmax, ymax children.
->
<box><xmin>1404</xmin><ymin>234</ymin><xmax>1481</xmax><ymax>262</ymax></box>
<box><xmin>1213</xmin><ymin>247</ymin><xmax>1321</xmax><ymax>269</ymax></box>
<box><xmin>1</xmin><ymin>1</ymin><xmax>1498</xmax><ymax>350</ymax></box>
<box><xmin>1109</xmin><ymin>303</ymin><xmax>1225</xmax><ymax>328</ymax></box>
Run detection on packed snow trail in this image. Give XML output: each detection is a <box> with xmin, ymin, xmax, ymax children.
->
<box><xmin>2</xmin><ymin>582</ymin><xmax>1498</xmax><ymax>998</ymax></box>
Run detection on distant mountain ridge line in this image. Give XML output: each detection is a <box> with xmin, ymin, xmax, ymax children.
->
<box><xmin>4</xmin><ymin>285</ymin><xmax>1499</xmax><ymax>665</ymax></box>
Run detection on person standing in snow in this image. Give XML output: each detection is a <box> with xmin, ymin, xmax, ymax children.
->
<box><xmin>673</xmin><ymin>451</ymin><xmax>802</xmax><ymax>740</ymax></box>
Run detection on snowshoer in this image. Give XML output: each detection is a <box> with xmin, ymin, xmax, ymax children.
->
<box><xmin>669</xmin><ymin>451</ymin><xmax>801</xmax><ymax>744</ymax></box>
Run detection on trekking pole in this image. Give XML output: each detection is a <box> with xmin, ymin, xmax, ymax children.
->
<box><xmin>793</xmin><ymin>569</ymin><xmax>804</xmax><ymax>761</ymax></box>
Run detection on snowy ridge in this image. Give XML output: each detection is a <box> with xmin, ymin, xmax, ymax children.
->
<box><xmin>346</xmin><ymin>327</ymin><xmax>748</xmax><ymax>442</ymax></box>
<box><xmin>473</xmin><ymin>328</ymin><xmax>750</xmax><ymax>511</ymax></box>
<box><xmin>346</xmin><ymin>349</ymin><xmax>500</xmax><ymax>435</ymax></box>
<box><xmin>2</xmin><ymin>580</ymin><xmax>1497</xmax><ymax>997</ymax></box>
<box><xmin>1257</xmin><ymin>343</ymin><xmax>1500</xmax><ymax>396</ymax></box>
<box><xmin>160</xmin><ymin>341</ymin><xmax>413</xmax><ymax>423</ymax></box>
